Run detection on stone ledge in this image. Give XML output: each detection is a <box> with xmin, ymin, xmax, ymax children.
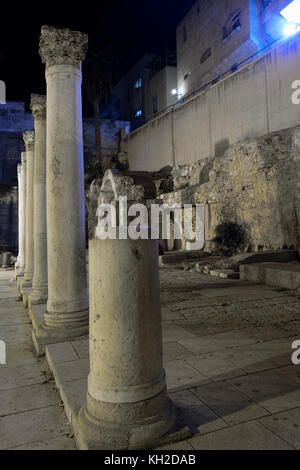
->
<box><xmin>28</xmin><ymin>303</ymin><xmax>46</xmax><ymax>331</ymax></box>
<box><xmin>240</xmin><ymin>262</ymin><xmax>300</xmax><ymax>290</ymax></box>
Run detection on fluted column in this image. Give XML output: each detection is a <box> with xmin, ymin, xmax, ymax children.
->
<box><xmin>35</xmin><ymin>26</ymin><xmax>88</xmax><ymax>346</ymax></box>
<box><xmin>29</xmin><ymin>95</ymin><xmax>48</xmax><ymax>305</ymax></box>
<box><xmin>22</xmin><ymin>131</ymin><xmax>35</xmax><ymax>287</ymax></box>
<box><xmin>18</xmin><ymin>153</ymin><xmax>27</xmax><ymax>274</ymax></box>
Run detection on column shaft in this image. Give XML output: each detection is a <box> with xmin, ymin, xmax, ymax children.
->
<box><xmin>23</xmin><ymin>131</ymin><xmax>35</xmax><ymax>287</ymax></box>
<box><xmin>29</xmin><ymin>95</ymin><xmax>48</xmax><ymax>305</ymax></box>
<box><xmin>77</xmin><ymin>238</ymin><xmax>175</xmax><ymax>450</ymax></box>
<box><xmin>18</xmin><ymin>153</ymin><xmax>27</xmax><ymax>273</ymax></box>
<box><xmin>35</xmin><ymin>26</ymin><xmax>89</xmax><ymax>346</ymax></box>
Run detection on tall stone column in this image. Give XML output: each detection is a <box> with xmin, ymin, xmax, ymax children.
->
<box><xmin>15</xmin><ymin>163</ymin><xmax>22</xmax><ymax>269</ymax></box>
<box><xmin>18</xmin><ymin>153</ymin><xmax>27</xmax><ymax>275</ymax></box>
<box><xmin>77</xmin><ymin>238</ymin><xmax>176</xmax><ymax>450</ymax></box>
<box><xmin>35</xmin><ymin>26</ymin><xmax>89</xmax><ymax>347</ymax></box>
<box><xmin>22</xmin><ymin>131</ymin><xmax>35</xmax><ymax>287</ymax></box>
<box><xmin>29</xmin><ymin>95</ymin><xmax>48</xmax><ymax>305</ymax></box>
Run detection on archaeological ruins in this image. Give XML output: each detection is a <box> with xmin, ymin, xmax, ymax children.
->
<box><xmin>1</xmin><ymin>0</ymin><xmax>300</xmax><ymax>452</ymax></box>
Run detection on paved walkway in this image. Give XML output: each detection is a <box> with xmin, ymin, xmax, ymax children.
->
<box><xmin>158</xmin><ymin>266</ymin><xmax>300</xmax><ymax>450</ymax></box>
<box><xmin>0</xmin><ymin>270</ymin><xmax>76</xmax><ymax>450</ymax></box>
<box><xmin>2</xmin><ymin>265</ymin><xmax>300</xmax><ymax>450</ymax></box>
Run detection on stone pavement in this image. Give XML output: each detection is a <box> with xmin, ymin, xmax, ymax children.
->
<box><xmin>45</xmin><ymin>266</ymin><xmax>300</xmax><ymax>450</ymax></box>
<box><xmin>3</xmin><ymin>265</ymin><xmax>300</xmax><ymax>450</ymax></box>
<box><xmin>0</xmin><ymin>270</ymin><xmax>76</xmax><ymax>450</ymax></box>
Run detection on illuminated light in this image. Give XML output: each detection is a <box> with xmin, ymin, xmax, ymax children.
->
<box><xmin>284</xmin><ymin>22</ymin><xmax>300</xmax><ymax>36</ymax></box>
<box><xmin>171</xmin><ymin>89</ymin><xmax>177</xmax><ymax>95</ymax></box>
<box><xmin>281</xmin><ymin>0</ymin><xmax>300</xmax><ymax>24</ymax></box>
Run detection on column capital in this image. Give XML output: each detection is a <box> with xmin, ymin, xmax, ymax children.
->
<box><xmin>39</xmin><ymin>25</ymin><xmax>88</xmax><ymax>68</ymax></box>
<box><xmin>30</xmin><ymin>94</ymin><xmax>46</xmax><ymax>119</ymax></box>
<box><xmin>23</xmin><ymin>131</ymin><xmax>35</xmax><ymax>151</ymax></box>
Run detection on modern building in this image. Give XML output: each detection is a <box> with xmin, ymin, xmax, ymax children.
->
<box><xmin>0</xmin><ymin>100</ymin><xmax>33</xmax><ymax>185</ymax></box>
<box><xmin>176</xmin><ymin>0</ymin><xmax>298</xmax><ymax>98</ymax></box>
<box><xmin>100</xmin><ymin>52</ymin><xmax>178</xmax><ymax>130</ymax></box>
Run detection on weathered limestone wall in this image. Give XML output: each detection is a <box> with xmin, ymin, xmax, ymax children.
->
<box><xmin>125</xmin><ymin>33</ymin><xmax>300</xmax><ymax>171</ymax></box>
<box><xmin>159</xmin><ymin>125</ymin><xmax>300</xmax><ymax>251</ymax></box>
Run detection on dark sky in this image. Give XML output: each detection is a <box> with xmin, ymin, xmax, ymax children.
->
<box><xmin>0</xmin><ymin>1</ymin><xmax>194</xmax><ymax>110</ymax></box>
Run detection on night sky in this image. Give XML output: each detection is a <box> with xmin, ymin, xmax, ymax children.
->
<box><xmin>0</xmin><ymin>1</ymin><xmax>194</xmax><ymax>114</ymax></box>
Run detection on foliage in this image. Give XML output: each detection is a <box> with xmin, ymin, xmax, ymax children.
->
<box><xmin>212</xmin><ymin>221</ymin><xmax>246</xmax><ymax>256</ymax></box>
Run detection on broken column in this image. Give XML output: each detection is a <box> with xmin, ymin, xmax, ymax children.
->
<box><xmin>34</xmin><ymin>26</ymin><xmax>89</xmax><ymax>347</ymax></box>
<box><xmin>22</xmin><ymin>131</ymin><xmax>35</xmax><ymax>287</ymax></box>
<box><xmin>29</xmin><ymin>95</ymin><xmax>48</xmax><ymax>305</ymax></box>
<box><xmin>77</xmin><ymin>170</ymin><xmax>176</xmax><ymax>450</ymax></box>
<box><xmin>17</xmin><ymin>153</ymin><xmax>27</xmax><ymax>275</ymax></box>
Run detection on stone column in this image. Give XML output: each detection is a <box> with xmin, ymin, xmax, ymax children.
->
<box><xmin>77</xmin><ymin>237</ymin><xmax>176</xmax><ymax>450</ymax></box>
<box><xmin>29</xmin><ymin>95</ymin><xmax>48</xmax><ymax>305</ymax></box>
<box><xmin>22</xmin><ymin>131</ymin><xmax>35</xmax><ymax>287</ymax></box>
<box><xmin>35</xmin><ymin>26</ymin><xmax>89</xmax><ymax>347</ymax></box>
<box><xmin>18</xmin><ymin>153</ymin><xmax>27</xmax><ymax>274</ymax></box>
<box><xmin>15</xmin><ymin>163</ymin><xmax>22</xmax><ymax>268</ymax></box>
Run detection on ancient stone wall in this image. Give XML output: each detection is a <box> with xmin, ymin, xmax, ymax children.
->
<box><xmin>159</xmin><ymin>125</ymin><xmax>300</xmax><ymax>252</ymax></box>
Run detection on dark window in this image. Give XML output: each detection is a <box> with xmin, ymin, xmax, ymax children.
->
<box><xmin>200</xmin><ymin>47</ymin><xmax>212</xmax><ymax>64</ymax></box>
<box><xmin>153</xmin><ymin>95</ymin><xmax>158</xmax><ymax>114</ymax></box>
<box><xmin>223</xmin><ymin>10</ymin><xmax>241</xmax><ymax>41</ymax></box>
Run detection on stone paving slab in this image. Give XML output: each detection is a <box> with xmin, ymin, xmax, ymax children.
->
<box><xmin>0</xmin><ymin>383</ymin><xmax>60</xmax><ymax>417</ymax></box>
<box><xmin>191</xmin><ymin>381</ymin><xmax>270</xmax><ymax>425</ymax></box>
<box><xmin>0</xmin><ymin>405</ymin><xmax>71</xmax><ymax>450</ymax></box>
<box><xmin>0</xmin><ymin>362</ymin><xmax>49</xmax><ymax>391</ymax></box>
<box><xmin>228</xmin><ymin>370</ymin><xmax>300</xmax><ymax>414</ymax></box>
<box><xmin>12</xmin><ymin>435</ymin><xmax>77</xmax><ymax>450</ymax></box>
<box><xmin>0</xmin><ymin>270</ymin><xmax>76</xmax><ymax>450</ymax></box>
<box><xmin>258</xmin><ymin>407</ymin><xmax>300</xmax><ymax>450</ymax></box>
<box><xmin>188</xmin><ymin>420</ymin><xmax>293</xmax><ymax>450</ymax></box>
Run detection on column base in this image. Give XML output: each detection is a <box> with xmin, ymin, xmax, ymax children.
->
<box><xmin>22</xmin><ymin>278</ymin><xmax>33</xmax><ymax>288</ymax></box>
<box><xmin>29</xmin><ymin>286</ymin><xmax>48</xmax><ymax>306</ymax></box>
<box><xmin>32</xmin><ymin>313</ymin><xmax>89</xmax><ymax>356</ymax></box>
<box><xmin>76</xmin><ymin>390</ymin><xmax>178</xmax><ymax>450</ymax></box>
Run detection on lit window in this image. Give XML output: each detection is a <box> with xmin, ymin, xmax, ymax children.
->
<box><xmin>134</xmin><ymin>78</ymin><xmax>142</xmax><ymax>88</ymax></box>
<box><xmin>135</xmin><ymin>109</ymin><xmax>142</xmax><ymax>118</ymax></box>
<box><xmin>281</xmin><ymin>0</ymin><xmax>300</xmax><ymax>36</ymax></box>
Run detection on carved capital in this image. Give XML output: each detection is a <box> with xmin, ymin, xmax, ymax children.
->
<box><xmin>23</xmin><ymin>131</ymin><xmax>35</xmax><ymax>151</ymax></box>
<box><xmin>30</xmin><ymin>94</ymin><xmax>46</xmax><ymax>119</ymax></box>
<box><xmin>39</xmin><ymin>25</ymin><xmax>88</xmax><ymax>68</ymax></box>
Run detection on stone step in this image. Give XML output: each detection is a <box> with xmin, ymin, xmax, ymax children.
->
<box><xmin>240</xmin><ymin>262</ymin><xmax>300</xmax><ymax>290</ymax></box>
<box><xmin>159</xmin><ymin>250</ymin><xmax>206</xmax><ymax>265</ymax></box>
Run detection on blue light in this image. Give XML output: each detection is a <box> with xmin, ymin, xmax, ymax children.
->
<box><xmin>281</xmin><ymin>0</ymin><xmax>300</xmax><ymax>36</ymax></box>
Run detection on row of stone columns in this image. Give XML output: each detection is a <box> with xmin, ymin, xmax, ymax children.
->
<box><xmin>15</xmin><ymin>25</ymin><xmax>176</xmax><ymax>449</ymax></box>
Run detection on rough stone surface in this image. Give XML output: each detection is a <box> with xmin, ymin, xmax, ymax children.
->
<box><xmin>159</xmin><ymin>126</ymin><xmax>300</xmax><ymax>252</ymax></box>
